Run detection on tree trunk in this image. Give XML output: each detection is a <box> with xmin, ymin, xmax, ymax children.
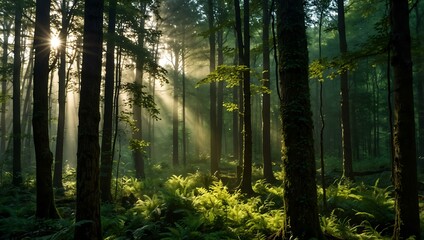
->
<box><xmin>12</xmin><ymin>0</ymin><xmax>23</xmax><ymax>186</ymax></box>
<box><xmin>33</xmin><ymin>0</ymin><xmax>59</xmax><ymax>219</ymax></box>
<box><xmin>337</xmin><ymin>0</ymin><xmax>353</xmax><ymax>180</ymax></box>
<box><xmin>1</xmin><ymin>18</ymin><xmax>11</xmax><ymax>166</ymax></box>
<box><xmin>74</xmin><ymin>0</ymin><xmax>104</xmax><ymax>238</ymax></box>
<box><xmin>172</xmin><ymin>49</ymin><xmax>179</xmax><ymax>167</ymax></box>
<box><xmin>100</xmin><ymin>0</ymin><xmax>117</xmax><ymax>202</ymax></box>
<box><xmin>133</xmin><ymin>61</ymin><xmax>145</xmax><ymax>179</ymax></box>
<box><xmin>238</xmin><ymin>0</ymin><xmax>253</xmax><ymax>194</ymax></box>
<box><xmin>262</xmin><ymin>0</ymin><xmax>275</xmax><ymax>183</ymax></box>
<box><xmin>53</xmin><ymin>0</ymin><xmax>71</xmax><ymax>190</ymax></box>
<box><xmin>216</xmin><ymin>23</ymin><xmax>224</xmax><ymax>172</ymax></box>
<box><xmin>415</xmin><ymin>2</ymin><xmax>424</xmax><ymax>165</ymax></box>
<box><xmin>277</xmin><ymin>0</ymin><xmax>323</xmax><ymax>238</ymax></box>
<box><xmin>208</xmin><ymin>0</ymin><xmax>218</xmax><ymax>175</ymax></box>
<box><xmin>390</xmin><ymin>0</ymin><xmax>421</xmax><ymax>238</ymax></box>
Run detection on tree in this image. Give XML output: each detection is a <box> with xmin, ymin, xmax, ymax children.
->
<box><xmin>53</xmin><ymin>0</ymin><xmax>79</xmax><ymax>191</ymax></box>
<box><xmin>74</xmin><ymin>0</ymin><xmax>104</xmax><ymax>238</ymax></box>
<box><xmin>261</xmin><ymin>0</ymin><xmax>275</xmax><ymax>183</ymax></box>
<box><xmin>277</xmin><ymin>0</ymin><xmax>323</xmax><ymax>237</ymax></box>
<box><xmin>390</xmin><ymin>0</ymin><xmax>421</xmax><ymax>238</ymax></box>
<box><xmin>337</xmin><ymin>0</ymin><xmax>353</xmax><ymax>180</ymax></box>
<box><xmin>1</xmin><ymin>5</ymin><xmax>12</xmax><ymax>171</ymax></box>
<box><xmin>33</xmin><ymin>0</ymin><xmax>59</xmax><ymax>219</ymax></box>
<box><xmin>12</xmin><ymin>0</ymin><xmax>23</xmax><ymax>186</ymax></box>
<box><xmin>237</xmin><ymin>0</ymin><xmax>254</xmax><ymax>194</ymax></box>
<box><xmin>100</xmin><ymin>0</ymin><xmax>117</xmax><ymax>202</ymax></box>
<box><xmin>208</xmin><ymin>0</ymin><xmax>218</xmax><ymax>175</ymax></box>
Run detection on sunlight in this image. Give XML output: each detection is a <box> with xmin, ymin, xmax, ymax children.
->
<box><xmin>50</xmin><ymin>35</ymin><xmax>61</xmax><ymax>49</ymax></box>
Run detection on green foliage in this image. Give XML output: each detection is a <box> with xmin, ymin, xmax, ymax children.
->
<box><xmin>122</xmin><ymin>82</ymin><xmax>160</xmax><ymax>120</ymax></box>
<box><xmin>197</xmin><ymin>65</ymin><xmax>249</xmax><ymax>88</ymax></box>
<box><xmin>1</xmin><ymin>171</ymin><xmax>421</xmax><ymax>239</ymax></box>
<box><xmin>325</xmin><ymin>179</ymin><xmax>394</xmax><ymax>225</ymax></box>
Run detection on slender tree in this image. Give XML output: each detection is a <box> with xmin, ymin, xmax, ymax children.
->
<box><xmin>208</xmin><ymin>0</ymin><xmax>218</xmax><ymax>175</ymax></box>
<box><xmin>415</xmin><ymin>2</ymin><xmax>424</xmax><ymax>162</ymax></box>
<box><xmin>12</xmin><ymin>0</ymin><xmax>23</xmax><ymax>186</ymax></box>
<box><xmin>53</xmin><ymin>0</ymin><xmax>78</xmax><ymax>190</ymax></box>
<box><xmin>390</xmin><ymin>0</ymin><xmax>421</xmax><ymax>238</ymax></box>
<box><xmin>337</xmin><ymin>0</ymin><xmax>353</xmax><ymax>180</ymax></box>
<box><xmin>100</xmin><ymin>0</ymin><xmax>117</xmax><ymax>202</ymax></box>
<box><xmin>1</xmin><ymin>14</ymin><xmax>11</xmax><ymax>167</ymax></box>
<box><xmin>74</xmin><ymin>0</ymin><xmax>104</xmax><ymax>238</ymax></box>
<box><xmin>277</xmin><ymin>0</ymin><xmax>323</xmax><ymax>237</ymax></box>
<box><xmin>33</xmin><ymin>0</ymin><xmax>59</xmax><ymax>219</ymax></box>
<box><xmin>262</xmin><ymin>0</ymin><xmax>275</xmax><ymax>183</ymax></box>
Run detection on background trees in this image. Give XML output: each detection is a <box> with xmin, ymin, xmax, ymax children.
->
<box><xmin>0</xmin><ymin>0</ymin><xmax>422</xmax><ymax>239</ymax></box>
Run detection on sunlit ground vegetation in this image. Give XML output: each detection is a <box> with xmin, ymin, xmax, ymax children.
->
<box><xmin>0</xmin><ymin>157</ymin><xmax>423</xmax><ymax>239</ymax></box>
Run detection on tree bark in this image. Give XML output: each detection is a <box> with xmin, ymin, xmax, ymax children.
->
<box><xmin>74</xmin><ymin>0</ymin><xmax>104</xmax><ymax>238</ymax></box>
<box><xmin>172</xmin><ymin>49</ymin><xmax>179</xmax><ymax>168</ymax></box>
<box><xmin>337</xmin><ymin>0</ymin><xmax>353</xmax><ymax>180</ymax></box>
<box><xmin>33</xmin><ymin>0</ymin><xmax>59</xmax><ymax>219</ymax></box>
<box><xmin>262</xmin><ymin>0</ymin><xmax>275</xmax><ymax>183</ymax></box>
<box><xmin>53</xmin><ymin>0</ymin><xmax>73</xmax><ymax>190</ymax></box>
<box><xmin>1</xmin><ymin>17</ymin><xmax>11</xmax><ymax>166</ymax></box>
<box><xmin>208</xmin><ymin>0</ymin><xmax>218</xmax><ymax>175</ymax></box>
<box><xmin>238</xmin><ymin>0</ymin><xmax>253</xmax><ymax>194</ymax></box>
<box><xmin>390</xmin><ymin>0</ymin><xmax>421</xmax><ymax>238</ymax></box>
<box><xmin>12</xmin><ymin>0</ymin><xmax>23</xmax><ymax>186</ymax></box>
<box><xmin>100</xmin><ymin>0</ymin><xmax>117</xmax><ymax>202</ymax></box>
<box><xmin>277</xmin><ymin>0</ymin><xmax>323</xmax><ymax>238</ymax></box>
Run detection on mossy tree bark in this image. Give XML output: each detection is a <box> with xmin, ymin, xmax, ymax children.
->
<box><xmin>390</xmin><ymin>0</ymin><xmax>421</xmax><ymax>238</ymax></box>
<box><xmin>277</xmin><ymin>0</ymin><xmax>323</xmax><ymax>238</ymax></box>
<box><xmin>74</xmin><ymin>0</ymin><xmax>104</xmax><ymax>238</ymax></box>
<box><xmin>33</xmin><ymin>0</ymin><xmax>59</xmax><ymax>219</ymax></box>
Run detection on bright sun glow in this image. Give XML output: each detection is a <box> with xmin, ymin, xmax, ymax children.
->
<box><xmin>51</xmin><ymin>36</ymin><xmax>61</xmax><ymax>49</ymax></box>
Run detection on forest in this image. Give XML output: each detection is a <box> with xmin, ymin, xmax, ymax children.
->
<box><xmin>0</xmin><ymin>0</ymin><xmax>423</xmax><ymax>239</ymax></box>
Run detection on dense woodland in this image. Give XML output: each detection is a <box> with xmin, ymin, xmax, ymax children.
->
<box><xmin>0</xmin><ymin>0</ymin><xmax>423</xmax><ymax>239</ymax></box>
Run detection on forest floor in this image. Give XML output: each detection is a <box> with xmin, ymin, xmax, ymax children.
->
<box><xmin>0</xmin><ymin>161</ymin><xmax>423</xmax><ymax>240</ymax></box>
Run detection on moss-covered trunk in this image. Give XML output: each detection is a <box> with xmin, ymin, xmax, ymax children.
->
<box><xmin>277</xmin><ymin>0</ymin><xmax>323</xmax><ymax>238</ymax></box>
<box><xmin>390</xmin><ymin>0</ymin><xmax>421</xmax><ymax>238</ymax></box>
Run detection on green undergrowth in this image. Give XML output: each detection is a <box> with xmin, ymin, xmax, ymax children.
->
<box><xmin>0</xmin><ymin>170</ymin><xmax>422</xmax><ymax>239</ymax></box>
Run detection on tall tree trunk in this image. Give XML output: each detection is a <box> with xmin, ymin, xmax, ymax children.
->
<box><xmin>172</xmin><ymin>49</ymin><xmax>179</xmax><ymax>167</ymax></box>
<box><xmin>277</xmin><ymin>0</ymin><xmax>323</xmax><ymax>238</ymax></box>
<box><xmin>74</xmin><ymin>0</ymin><xmax>104</xmax><ymax>238</ymax></box>
<box><xmin>100</xmin><ymin>0</ymin><xmax>117</xmax><ymax>202</ymax></box>
<box><xmin>390</xmin><ymin>0</ymin><xmax>421</xmax><ymax>238</ymax></box>
<box><xmin>262</xmin><ymin>0</ymin><xmax>275</xmax><ymax>183</ymax></box>
<box><xmin>133</xmin><ymin>9</ymin><xmax>147</xmax><ymax>179</ymax></box>
<box><xmin>208</xmin><ymin>0</ymin><xmax>218</xmax><ymax>175</ymax></box>
<box><xmin>233</xmin><ymin>0</ymin><xmax>244</xmax><ymax>184</ymax></box>
<box><xmin>216</xmin><ymin>0</ymin><xmax>224</xmax><ymax>170</ymax></box>
<box><xmin>337</xmin><ymin>0</ymin><xmax>353</xmax><ymax>180</ymax></box>
<box><xmin>182</xmin><ymin>45</ymin><xmax>187</xmax><ymax>167</ymax></box>
<box><xmin>415</xmin><ymin>2</ymin><xmax>424</xmax><ymax>164</ymax></box>
<box><xmin>53</xmin><ymin>0</ymin><xmax>71</xmax><ymax>190</ymax></box>
<box><xmin>12</xmin><ymin>0</ymin><xmax>23</xmax><ymax>186</ymax></box>
<box><xmin>1</xmin><ymin>18</ymin><xmax>11</xmax><ymax>165</ymax></box>
<box><xmin>33</xmin><ymin>0</ymin><xmax>59</xmax><ymax>219</ymax></box>
<box><xmin>133</xmin><ymin>60</ymin><xmax>145</xmax><ymax>178</ymax></box>
<box><xmin>238</xmin><ymin>0</ymin><xmax>253</xmax><ymax>194</ymax></box>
